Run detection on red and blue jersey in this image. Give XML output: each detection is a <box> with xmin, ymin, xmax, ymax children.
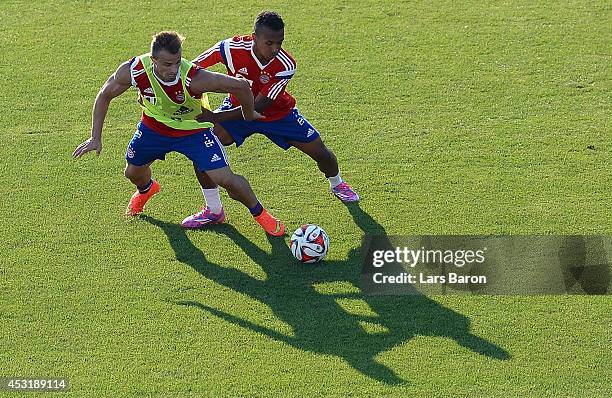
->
<box><xmin>193</xmin><ymin>35</ymin><xmax>297</xmax><ymax>122</ymax></box>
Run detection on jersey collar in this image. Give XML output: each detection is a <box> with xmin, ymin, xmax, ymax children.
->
<box><xmin>152</xmin><ymin>68</ymin><xmax>180</xmax><ymax>86</ymax></box>
<box><xmin>250</xmin><ymin>41</ymin><xmax>275</xmax><ymax>70</ymax></box>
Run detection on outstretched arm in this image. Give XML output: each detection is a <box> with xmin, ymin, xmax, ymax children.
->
<box><xmin>189</xmin><ymin>69</ymin><xmax>260</xmax><ymax>122</ymax></box>
<box><xmin>197</xmin><ymin>94</ymin><xmax>271</xmax><ymax>123</ymax></box>
<box><xmin>72</xmin><ymin>61</ymin><xmax>132</xmax><ymax>158</ymax></box>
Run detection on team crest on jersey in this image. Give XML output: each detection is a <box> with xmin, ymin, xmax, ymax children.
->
<box><xmin>260</xmin><ymin>73</ymin><xmax>271</xmax><ymax>84</ymax></box>
<box><xmin>175</xmin><ymin>91</ymin><xmax>185</xmax><ymax>102</ymax></box>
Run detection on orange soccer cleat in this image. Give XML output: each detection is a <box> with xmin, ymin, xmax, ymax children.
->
<box><xmin>254</xmin><ymin>209</ymin><xmax>285</xmax><ymax>236</ymax></box>
<box><xmin>125</xmin><ymin>180</ymin><xmax>160</xmax><ymax>216</ymax></box>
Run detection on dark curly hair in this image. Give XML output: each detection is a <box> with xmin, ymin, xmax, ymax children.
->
<box><xmin>254</xmin><ymin>10</ymin><xmax>284</xmax><ymax>34</ymax></box>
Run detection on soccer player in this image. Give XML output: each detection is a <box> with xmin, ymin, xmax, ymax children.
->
<box><xmin>72</xmin><ymin>31</ymin><xmax>285</xmax><ymax>236</ymax></box>
<box><xmin>181</xmin><ymin>10</ymin><xmax>359</xmax><ymax>229</ymax></box>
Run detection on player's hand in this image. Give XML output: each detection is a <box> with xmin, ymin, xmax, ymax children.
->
<box><xmin>244</xmin><ymin>110</ymin><xmax>264</xmax><ymax>121</ymax></box>
<box><xmin>72</xmin><ymin>137</ymin><xmax>102</xmax><ymax>158</ymax></box>
<box><xmin>197</xmin><ymin>108</ymin><xmax>216</xmax><ymax>123</ymax></box>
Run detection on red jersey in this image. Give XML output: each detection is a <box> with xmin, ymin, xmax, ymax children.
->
<box><xmin>129</xmin><ymin>56</ymin><xmax>204</xmax><ymax>137</ymax></box>
<box><xmin>193</xmin><ymin>35</ymin><xmax>297</xmax><ymax>122</ymax></box>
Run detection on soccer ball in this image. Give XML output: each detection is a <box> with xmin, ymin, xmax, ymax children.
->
<box><xmin>290</xmin><ymin>224</ymin><xmax>330</xmax><ymax>263</ymax></box>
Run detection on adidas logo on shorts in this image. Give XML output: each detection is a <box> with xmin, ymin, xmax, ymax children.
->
<box><xmin>210</xmin><ymin>154</ymin><xmax>222</xmax><ymax>162</ymax></box>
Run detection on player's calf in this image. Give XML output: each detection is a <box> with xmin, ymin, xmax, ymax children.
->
<box><xmin>197</xmin><ymin>166</ymin><xmax>285</xmax><ymax>236</ymax></box>
<box><xmin>194</xmin><ymin>164</ymin><xmax>218</xmax><ymax>189</ymax></box>
<box><xmin>291</xmin><ymin>139</ymin><xmax>359</xmax><ymax>202</ymax></box>
<box><xmin>124</xmin><ymin>163</ymin><xmax>152</xmax><ymax>187</ymax></box>
<box><xmin>124</xmin><ymin>163</ymin><xmax>161</xmax><ymax>216</ymax></box>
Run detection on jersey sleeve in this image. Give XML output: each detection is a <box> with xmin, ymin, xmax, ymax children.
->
<box><xmin>261</xmin><ymin>55</ymin><xmax>296</xmax><ymax>100</ymax></box>
<box><xmin>192</xmin><ymin>41</ymin><xmax>224</xmax><ymax>69</ymax></box>
<box><xmin>130</xmin><ymin>56</ymin><xmax>151</xmax><ymax>92</ymax></box>
<box><xmin>185</xmin><ymin>64</ymin><xmax>203</xmax><ymax>98</ymax></box>
<box><xmin>128</xmin><ymin>56</ymin><xmax>140</xmax><ymax>87</ymax></box>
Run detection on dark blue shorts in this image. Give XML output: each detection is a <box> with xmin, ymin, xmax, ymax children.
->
<box><xmin>217</xmin><ymin>98</ymin><xmax>320</xmax><ymax>150</ymax></box>
<box><xmin>125</xmin><ymin>122</ymin><xmax>229</xmax><ymax>172</ymax></box>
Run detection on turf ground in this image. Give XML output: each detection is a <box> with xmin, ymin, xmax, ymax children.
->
<box><xmin>0</xmin><ymin>0</ymin><xmax>610</xmax><ymax>396</ymax></box>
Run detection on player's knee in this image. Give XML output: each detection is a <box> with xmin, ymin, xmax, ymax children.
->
<box><xmin>216</xmin><ymin>177</ymin><xmax>234</xmax><ymax>191</ymax></box>
<box><xmin>124</xmin><ymin>165</ymin><xmax>137</xmax><ymax>180</ymax></box>
<box><xmin>223</xmin><ymin>174</ymin><xmax>249</xmax><ymax>193</ymax></box>
<box><xmin>124</xmin><ymin>164</ymin><xmax>148</xmax><ymax>182</ymax></box>
<box><xmin>208</xmin><ymin>169</ymin><xmax>234</xmax><ymax>188</ymax></box>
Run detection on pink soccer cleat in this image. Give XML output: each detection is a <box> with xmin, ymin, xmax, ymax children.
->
<box><xmin>332</xmin><ymin>182</ymin><xmax>359</xmax><ymax>203</ymax></box>
<box><xmin>181</xmin><ymin>207</ymin><xmax>225</xmax><ymax>229</ymax></box>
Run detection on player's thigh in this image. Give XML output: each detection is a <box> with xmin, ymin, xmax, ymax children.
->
<box><xmin>212</xmin><ymin>123</ymin><xmax>234</xmax><ymax>145</ymax></box>
<box><xmin>266</xmin><ymin>109</ymin><xmax>322</xmax><ymax>151</ymax></box>
<box><xmin>126</xmin><ymin>124</ymin><xmax>171</xmax><ymax>166</ymax></box>
<box><xmin>216</xmin><ymin>120</ymin><xmax>257</xmax><ymax>147</ymax></box>
<box><xmin>177</xmin><ymin>130</ymin><xmax>229</xmax><ymax>174</ymax></box>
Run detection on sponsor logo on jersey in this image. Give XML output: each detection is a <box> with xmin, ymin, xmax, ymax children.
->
<box><xmin>210</xmin><ymin>154</ymin><xmax>222</xmax><ymax>162</ymax></box>
<box><xmin>173</xmin><ymin>106</ymin><xmax>193</xmax><ymax>116</ymax></box>
<box><xmin>238</xmin><ymin>67</ymin><xmax>248</xmax><ymax>74</ymax></box>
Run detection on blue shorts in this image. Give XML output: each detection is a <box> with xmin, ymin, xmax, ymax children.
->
<box><xmin>217</xmin><ymin>98</ymin><xmax>320</xmax><ymax>150</ymax></box>
<box><xmin>125</xmin><ymin>122</ymin><xmax>229</xmax><ymax>172</ymax></box>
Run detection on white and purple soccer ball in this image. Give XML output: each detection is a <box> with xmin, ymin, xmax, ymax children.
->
<box><xmin>290</xmin><ymin>224</ymin><xmax>330</xmax><ymax>263</ymax></box>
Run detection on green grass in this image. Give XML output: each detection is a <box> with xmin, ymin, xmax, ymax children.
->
<box><xmin>1</xmin><ymin>0</ymin><xmax>611</xmax><ymax>396</ymax></box>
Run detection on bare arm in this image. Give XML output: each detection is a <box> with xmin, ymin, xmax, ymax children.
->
<box><xmin>189</xmin><ymin>69</ymin><xmax>259</xmax><ymax>122</ymax></box>
<box><xmin>200</xmin><ymin>93</ymin><xmax>273</xmax><ymax>123</ymax></box>
<box><xmin>254</xmin><ymin>94</ymin><xmax>274</xmax><ymax>114</ymax></box>
<box><xmin>72</xmin><ymin>61</ymin><xmax>132</xmax><ymax>158</ymax></box>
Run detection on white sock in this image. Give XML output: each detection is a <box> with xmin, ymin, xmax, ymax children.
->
<box><xmin>202</xmin><ymin>187</ymin><xmax>223</xmax><ymax>214</ymax></box>
<box><xmin>328</xmin><ymin>172</ymin><xmax>343</xmax><ymax>188</ymax></box>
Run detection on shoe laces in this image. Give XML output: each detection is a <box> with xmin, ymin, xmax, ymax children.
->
<box><xmin>334</xmin><ymin>182</ymin><xmax>351</xmax><ymax>193</ymax></box>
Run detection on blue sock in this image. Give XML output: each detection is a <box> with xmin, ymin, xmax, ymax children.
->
<box><xmin>137</xmin><ymin>179</ymin><xmax>153</xmax><ymax>194</ymax></box>
<box><xmin>248</xmin><ymin>202</ymin><xmax>263</xmax><ymax>217</ymax></box>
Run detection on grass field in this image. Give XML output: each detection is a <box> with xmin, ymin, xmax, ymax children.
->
<box><xmin>1</xmin><ymin>0</ymin><xmax>611</xmax><ymax>396</ymax></box>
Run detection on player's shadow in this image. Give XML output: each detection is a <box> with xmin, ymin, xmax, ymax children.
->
<box><xmin>142</xmin><ymin>204</ymin><xmax>509</xmax><ymax>385</ymax></box>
